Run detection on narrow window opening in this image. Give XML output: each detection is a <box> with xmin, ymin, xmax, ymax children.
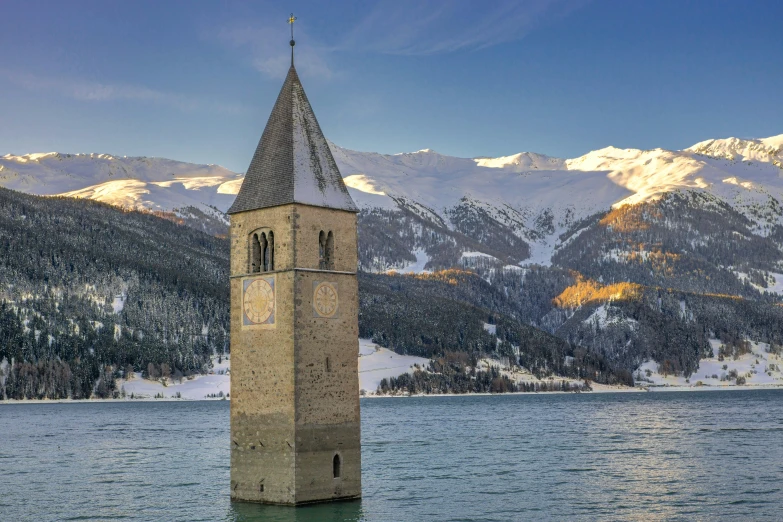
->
<box><xmin>267</xmin><ymin>231</ymin><xmax>275</xmax><ymax>271</ymax></box>
<box><xmin>318</xmin><ymin>230</ymin><xmax>326</xmax><ymax>269</ymax></box>
<box><xmin>333</xmin><ymin>454</ymin><xmax>341</xmax><ymax>479</ymax></box>
<box><xmin>259</xmin><ymin>232</ymin><xmax>268</xmax><ymax>272</ymax></box>
<box><xmin>259</xmin><ymin>483</ymin><xmax>264</xmax><ymax>493</ymax></box>
<box><xmin>251</xmin><ymin>233</ymin><xmax>262</xmax><ymax>273</ymax></box>
<box><xmin>325</xmin><ymin>231</ymin><xmax>334</xmax><ymax>270</ymax></box>
<box><xmin>326</xmin><ymin>357</ymin><xmax>331</xmax><ymax>372</ymax></box>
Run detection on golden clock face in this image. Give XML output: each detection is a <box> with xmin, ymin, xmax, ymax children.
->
<box><xmin>313</xmin><ymin>282</ymin><xmax>338</xmax><ymax>318</ymax></box>
<box><xmin>243</xmin><ymin>277</ymin><xmax>275</xmax><ymax>325</ymax></box>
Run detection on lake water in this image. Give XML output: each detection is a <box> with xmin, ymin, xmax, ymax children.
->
<box><xmin>2</xmin><ymin>390</ymin><xmax>783</xmax><ymax>521</ymax></box>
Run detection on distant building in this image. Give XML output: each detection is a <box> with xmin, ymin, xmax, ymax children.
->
<box><xmin>227</xmin><ymin>45</ymin><xmax>361</xmax><ymax>504</ymax></box>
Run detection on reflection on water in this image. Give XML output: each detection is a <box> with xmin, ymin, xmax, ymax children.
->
<box><xmin>230</xmin><ymin>499</ymin><xmax>365</xmax><ymax>522</ymax></box>
<box><xmin>1</xmin><ymin>390</ymin><xmax>782</xmax><ymax>521</ymax></box>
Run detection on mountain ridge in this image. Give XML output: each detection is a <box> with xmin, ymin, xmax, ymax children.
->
<box><xmin>3</xmin><ymin>133</ymin><xmax>783</xmax><ymax>396</ymax></box>
<box><xmin>2</xmin><ymin>133</ymin><xmax>782</xmax><ymax>271</ymax></box>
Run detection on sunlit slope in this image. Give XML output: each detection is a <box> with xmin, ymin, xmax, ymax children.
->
<box><xmin>0</xmin><ymin>153</ymin><xmax>240</xmax><ymax>226</ymax></box>
<box><xmin>2</xmin><ymin>134</ymin><xmax>781</xmax><ymax>268</ymax></box>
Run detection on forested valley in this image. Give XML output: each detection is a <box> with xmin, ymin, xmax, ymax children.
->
<box><xmin>3</xmin><ymin>185</ymin><xmax>783</xmax><ymax>398</ymax></box>
<box><xmin>0</xmin><ymin>188</ymin><xmax>229</xmax><ymax>399</ymax></box>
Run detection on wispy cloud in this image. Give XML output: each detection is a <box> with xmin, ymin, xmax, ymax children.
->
<box><xmin>338</xmin><ymin>0</ymin><xmax>589</xmax><ymax>56</ymax></box>
<box><xmin>213</xmin><ymin>1</ymin><xmax>587</xmax><ymax>79</ymax></box>
<box><xmin>215</xmin><ymin>23</ymin><xmax>333</xmax><ymax>80</ymax></box>
<box><xmin>0</xmin><ymin>69</ymin><xmax>246</xmax><ymax>114</ymax></box>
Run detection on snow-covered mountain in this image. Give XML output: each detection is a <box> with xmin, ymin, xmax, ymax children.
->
<box><xmin>4</xmin><ymin>134</ymin><xmax>783</xmax><ymax>395</ymax></box>
<box><xmin>2</xmin><ymin>134</ymin><xmax>782</xmax><ymax>268</ymax></box>
<box><xmin>0</xmin><ymin>152</ymin><xmax>241</xmax><ymax>232</ymax></box>
<box><xmin>340</xmin><ymin>135</ymin><xmax>783</xmax><ymax>265</ymax></box>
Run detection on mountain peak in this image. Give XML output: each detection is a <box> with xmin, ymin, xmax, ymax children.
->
<box><xmin>474</xmin><ymin>151</ymin><xmax>566</xmax><ymax>171</ymax></box>
<box><xmin>760</xmin><ymin>134</ymin><xmax>783</xmax><ymax>148</ymax></box>
<box><xmin>686</xmin><ymin>135</ymin><xmax>783</xmax><ymax>162</ymax></box>
<box><xmin>392</xmin><ymin>148</ymin><xmax>438</xmax><ymax>156</ymax></box>
<box><xmin>3</xmin><ymin>152</ymin><xmax>62</xmax><ymax>162</ymax></box>
<box><xmin>2</xmin><ymin>152</ymin><xmax>126</xmax><ymax>162</ymax></box>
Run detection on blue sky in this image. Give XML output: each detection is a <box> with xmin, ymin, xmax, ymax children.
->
<box><xmin>1</xmin><ymin>0</ymin><xmax>781</xmax><ymax>172</ymax></box>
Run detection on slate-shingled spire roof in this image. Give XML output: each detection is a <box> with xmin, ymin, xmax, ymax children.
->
<box><xmin>228</xmin><ymin>65</ymin><xmax>358</xmax><ymax>214</ymax></box>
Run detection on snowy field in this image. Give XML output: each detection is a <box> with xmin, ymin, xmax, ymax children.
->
<box><xmin>10</xmin><ymin>337</ymin><xmax>783</xmax><ymax>402</ymax></box>
<box><xmin>358</xmin><ymin>339</ymin><xmax>429</xmax><ymax>394</ymax></box>
<box><xmin>118</xmin><ymin>355</ymin><xmax>231</xmax><ymax>400</ymax></box>
<box><xmin>102</xmin><ymin>336</ymin><xmax>783</xmax><ymax>401</ymax></box>
<box><xmin>115</xmin><ymin>339</ymin><xmax>428</xmax><ymax>400</ymax></box>
<box><xmin>734</xmin><ymin>271</ymin><xmax>783</xmax><ymax>296</ymax></box>
<box><xmin>636</xmin><ymin>339</ymin><xmax>783</xmax><ymax>389</ymax></box>
<box><xmin>476</xmin><ymin>357</ymin><xmax>586</xmax><ymax>390</ymax></box>
<box><xmin>396</xmin><ymin>249</ymin><xmax>432</xmax><ymax>274</ymax></box>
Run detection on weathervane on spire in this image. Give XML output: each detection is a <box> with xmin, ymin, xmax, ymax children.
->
<box><xmin>288</xmin><ymin>13</ymin><xmax>297</xmax><ymax>65</ymax></box>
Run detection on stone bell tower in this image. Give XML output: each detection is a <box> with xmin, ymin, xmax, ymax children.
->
<box><xmin>227</xmin><ymin>30</ymin><xmax>361</xmax><ymax>505</ymax></box>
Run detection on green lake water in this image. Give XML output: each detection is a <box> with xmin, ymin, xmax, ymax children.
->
<box><xmin>1</xmin><ymin>390</ymin><xmax>782</xmax><ymax>521</ymax></box>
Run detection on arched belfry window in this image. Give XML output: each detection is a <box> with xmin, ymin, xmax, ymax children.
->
<box><xmin>259</xmin><ymin>233</ymin><xmax>268</xmax><ymax>271</ymax></box>
<box><xmin>266</xmin><ymin>231</ymin><xmax>275</xmax><ymax>271</ymax></box>
<box><xmin>333</xmin><ymin>454</ymin><xmax>341</xmax><ymax>479</ymax></box>
<box><xmin>319</xmin><ymin>230</ymin><xmax>335</xmax><ymax>270</ymax></box>
<box><xmin>251</xmin><ymin>233</ymin><xmax>262</xmax><ymax>273</ymax></box>
<box><xmin>325</xmin><ymin>231</ymin><xmax>334</xmax><ymax>270</ymax></box>
<box><xmin>319</xmin><ymin>231</ymin><xmax>327</xmax><ymax>270</ymax></box>
<box><xmin>249</xmin><ymin>230</ymin><xmax>274</xmax><ymax>273</ymax></box>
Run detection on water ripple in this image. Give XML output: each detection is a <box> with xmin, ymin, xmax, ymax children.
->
<box><xmin>1</xmin><ymin>391</ymin><xmax>782</xmax><ymax>520</ymax></box>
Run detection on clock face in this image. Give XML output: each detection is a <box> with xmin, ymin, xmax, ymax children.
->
<box><xmin>313</xmin><ymin>281</ymin><xmax>338</xmax><ymax>318</ymax></box>
<box><xmin>242</xmin><ymin>277</ymin><xmax>275</xmax><ymax>326</ymax></box>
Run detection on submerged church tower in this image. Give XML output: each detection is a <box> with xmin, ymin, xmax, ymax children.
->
<box><xmin>227</xmin><ymin>28</ymin><xmax>361</xmax><ymax>504</ymax></box>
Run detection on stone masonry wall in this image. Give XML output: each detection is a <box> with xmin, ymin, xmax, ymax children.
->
<box><xmin>230</xmin><ymin>203</ymin><xmax>361</xmax><ymax>505</ymax></box>
<box><xmin>230</xmin><ymin>208</ymin><xmax>296</xmax><ymax>504</ymax></box>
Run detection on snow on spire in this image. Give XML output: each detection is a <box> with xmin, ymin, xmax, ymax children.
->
<box><xmin>228</xmin><ymin>52</ymin><xmax>357</xmax><ymax>215</ymax></box>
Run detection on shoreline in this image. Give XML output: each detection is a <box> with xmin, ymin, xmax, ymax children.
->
<box><xmin>3</xmin><ymin>383</ymin><xmax>782</xmax><ymax>404</ymax></box>
<box><xmin>365</xmin><ymin>382</ymin><xmax>783</xmax><ymax>398</ymax></box>
<box><xmin>0</xmin><ymin>397</ymin><xmax>229</xmax><ymax>404</ymax></box>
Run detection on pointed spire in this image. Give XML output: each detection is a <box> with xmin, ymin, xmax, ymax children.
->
<box><xmin>228</xmin><ymin>60</ymin><xmax>357</xmax><ymax>215</ymax></box>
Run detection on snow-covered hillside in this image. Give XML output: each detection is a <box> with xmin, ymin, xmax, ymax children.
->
<box><xmin>359</xmin><ymin>339</ymin><xmax>429</xmax><ymax>393</ymax></box>
<box><xmin>0</xmin><ymin>152</ymin><xmax>240</xmax><ymax>225</ymax></box>
<box><xmin>636</xmin><ymin>339</ymin><xmax>783</xmax><ymax>389</ymax></box>
<box><xmin>2</xmin><ymin>134</ymin><xmax>781</xmax><ymax>267</ymax></box>
<box><xmin>116</xmin><ymin>340</ymin><xmax>429</xmax><ymax>400</ymax></box>
<box><xmin>120</xmin><ymin>356</ymin><xmax>232</xmax><ymax>400</ymax></box>
<box><xmin>338</xmin><ymin>135</ymin><xmax>783</xmax><ymax>266</ymax></box>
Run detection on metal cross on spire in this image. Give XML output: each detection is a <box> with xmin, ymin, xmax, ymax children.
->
<box><xmin>288</xmin><ymin>13</ymin><xmax>297</xmax><ymax>65</ymax></box>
